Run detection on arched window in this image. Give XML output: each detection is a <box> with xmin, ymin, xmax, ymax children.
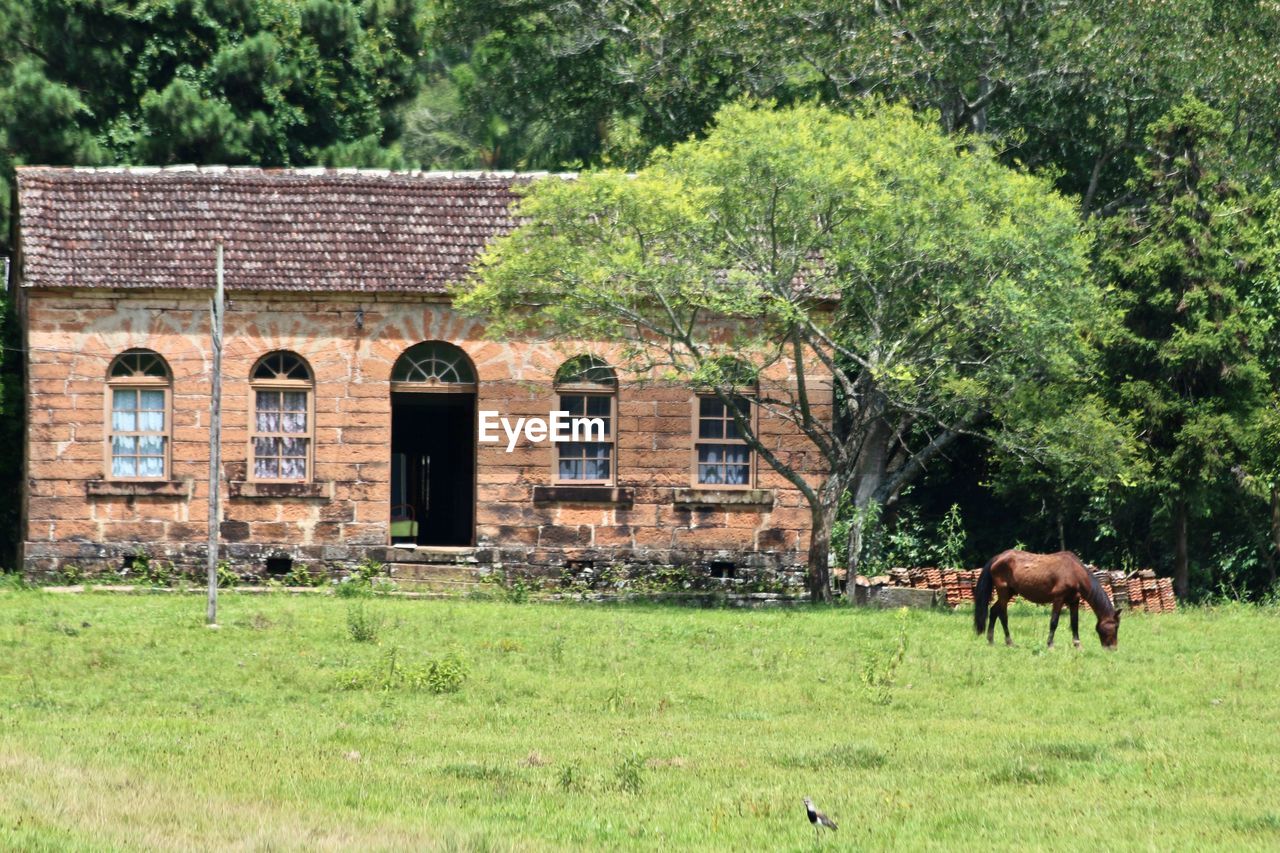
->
<box><xmin>250</xmin><ymin>351</ymin><xmax>313</xmax><ymax>481</ymax></box>
<box><xmin>693</xmin><ymin>359</ymin><xmax>756</xmax><ymax>488</ymax></box>
<box><xmin>555</xmin><ymin>355</ymin><xmax>617</xmax><ymax>387</ymax></box>
<box><xmin>391</xmin><ymin>341</ymin><xmax>477</xmax><ymax>386</ymax></box>
<box><xmin>554</xmin><ymin>355</ymin><xmax>617</xmax><ymax>484</ymax></box>
<box><xmin>107</xmin><ymin>349</ymin><xmax>171</xmax><ymax>479</ymax></box>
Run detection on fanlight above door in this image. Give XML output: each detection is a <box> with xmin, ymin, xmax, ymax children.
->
<box><xmin>391</xmin><ymin>341</ymin><xmax>477</xmax><ymax>388</ymax></box>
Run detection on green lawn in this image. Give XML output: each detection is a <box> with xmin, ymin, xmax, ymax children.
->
<box><xmin>1</xmin><ymin>590</ymin><xmax>1278</xmax><ymax>851</ymax></box>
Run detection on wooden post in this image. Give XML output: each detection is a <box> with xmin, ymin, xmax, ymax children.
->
<box><xmin>207</xmin><ymin>243</ymin><xmax>224</xmax><ymax>626</ymax></box>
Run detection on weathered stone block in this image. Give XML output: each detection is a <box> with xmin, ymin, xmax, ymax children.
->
<box><xmin>220</xmin><ymin>520</ymin><xmax>250</xmax><ymax>542</ymax></box>
<box><xmin>865</xmin><ymin>586</ymin><xmax>941</xmax><ymax>609</ymax></box>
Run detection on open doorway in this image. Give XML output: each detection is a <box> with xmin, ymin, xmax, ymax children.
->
<box><xmin>390</xmin><ymin>392</ymin><xmax>475</xmax><ymax>546</ymax></box>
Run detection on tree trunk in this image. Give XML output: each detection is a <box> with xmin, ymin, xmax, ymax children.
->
<box><xmin>1173</xmin><ymin>496</ymin><xmax>1189</xmax><ymax>599</ymax></box>
<box><xmin>844</xmin><ymin>473</ymin><xmax>883</xmax><ymax>578</ymax></box>
<box><xmin>806</xmin><ymin>498</ymin><xmax>838</xmax><ymax>603</ymax></box>
<box><xmin>845</xmin><ymin>420</ymin><xmax>891</xmax><ymax>577</ymax></box>
<box><xmin>1269</xmin><ymin>483</ymin><xmax>1280</xmax><ymax>590</ymax></box>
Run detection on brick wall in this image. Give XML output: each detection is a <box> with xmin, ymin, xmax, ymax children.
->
<box><xmin>20</xmin><ymin>289</ymin><xmax>828</xmax><ymax>583</ymax></box>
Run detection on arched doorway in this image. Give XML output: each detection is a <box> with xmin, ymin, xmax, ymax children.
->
<box><xmin>389</xmin><ymin>341</ymin><xmax>477</xmax><ymax>546</ymax></box>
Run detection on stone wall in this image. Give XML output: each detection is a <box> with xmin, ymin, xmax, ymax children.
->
<box><xmin>20</xmin><ymin>288</ymin><xmax>828</xmax><ymax>584</ymax></box>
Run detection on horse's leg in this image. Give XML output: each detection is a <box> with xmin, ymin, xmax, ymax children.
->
<box><xmin>997</xmin><ymin>589</ymin><xmax>1014</xmax><ymax>646</ymax></box>
<box><xmin>1069</xmin><ymin>601</ymin><xmax>1081</xmax><ymax>648</ymax></box>
<box><xmin>987</xmin><ymin>601</ymin><xmax>999</xmax><ymax>645</ymax></box>
<box><xmin>1048</xmin><ymin>601</ymin><xmax>1063</xmax><ymax>648</ymax></box>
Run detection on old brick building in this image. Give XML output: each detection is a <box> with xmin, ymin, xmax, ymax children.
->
<box><xmin>11</xmin><ymin>166</ymin><xmax>826</xmax><ymax>588</ymax></box>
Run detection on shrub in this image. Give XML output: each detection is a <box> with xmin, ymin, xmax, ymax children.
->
<box><xmin>119</xmin><ymin>551</ymin><xmax>177</xmax><ymax>587</ymax></box>
<box><xmin>615</xmin><ymin>753</ymin><xmax>645</xmax><ymax>794</ymax></box>
<box><xmin>354</xmin><ymin>557</ymin><xmax>384</xmax><ymax>583</ymax></box>
<box><xmin>335</xmin><ymin>557</ymin><xmax>386</xmax><ymax>597</ymax></box>
<box><xmin>284</xmin><ymin>563</ymin><xmax>327</xmax><ymax>587</ymax></box>
<box><xmin>557</xmin><ymin>762</ymin><xmax>584</xmax><ymax>792</ymax></box>
<box><xmin>337</xmin><ymin>646</ymin><xmax>469</xmax><ymax>693</ymax></box>
<box><xmin>860</xmin><ymin>608</ymin><xmax>909</xmax><ymax>705</ymax></box>
<box><xmin>335</xmin><ymin>578</ymin><xmax>372</xmax><ymax>598</ymax></box>
<box><xmin>216</xmin><ymin>560</ymin><xmax>238</xmax><ymax>588</ymax></box>
<box><xmin>346</xmin><ymin>601</ymin><xmax>384</xmax><ymax>643</ymax></box>
<box><xmin>421</xmin><ymin>652</ymin><xmax>469</xmax><ymax>694</ymax></box>
<box><xmin>937</xmin><ymin>503</ymin><xmax>967</xmax><ymax>570</ymax></box>
<box><xmin>481</xmin><ymin>569</ymin><xmax>538</xmax><ymax>602</ymax></box>
<box><xmin>0</xmin><ymin>571</ymin><xmax>30</xmax><ymax>591</ymax></box>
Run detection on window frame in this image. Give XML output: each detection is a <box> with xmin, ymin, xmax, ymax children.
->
<box><xmin>690</xmin><ymin>391</ymin><xmax>756</xmax><ymax>490</ymax></box>
<box><xmin>104</xmin><ymin>350</ymin><xmax>172</xmax><ymax>482</ymax></box>
<box><xmin>248</xmin><ymin>352</ymin><xmax>315</xmax><ymax>484</ymax></box>
<box><xmin>552</xmin><ymin>356</ymin><xmax>618</xmax><ymax>487</ymax></box>
<box><xmin>390</xmin><ymin>341</ymin><xmax>478</xmax><ymax>393</ymax></box>
<box><xmin>552</xmin><ymin>385</ymin><xmax>617</xmax><ymax>486</ymax></box>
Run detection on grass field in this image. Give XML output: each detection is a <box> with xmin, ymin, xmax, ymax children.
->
<box><xmin>1</xmin><ymin>589</ymin><xmax>1279</xmax><ymax>851</ymax></box>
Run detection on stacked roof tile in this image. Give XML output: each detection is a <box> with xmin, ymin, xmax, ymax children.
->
<box><xmin>15</xmin><ymin>166</ymin><xmax>557</xmax><ymax>293</ymax></box>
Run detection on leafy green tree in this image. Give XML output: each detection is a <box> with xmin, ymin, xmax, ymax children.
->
<box><xmin>0</xmin><ymin>0</ymin><xmax>424</xmax><ymax>174</ymax></box>
<box><xmin>0</xmin><ymin>0</ymin><xmax>426</xmax><ymax>563</ymax></box>
<box><xmin>455</xmin><ymin>101</ymin><xmax>1120</xmax><ymax>599</ymax></box>
<box><xmin>1239</xmin><ymin>192</ymin><xmax>1280</xmax><ymax>593</ymax></box>
<box><xmin>420</xmin><ymin>0</ymin><xmax>1280</xmax><ymax>208</ymax></box>
<box><xmin>1098</xmin><ymin>97</ymin><xmax>1273</xmax><ymax>598</ymax></box>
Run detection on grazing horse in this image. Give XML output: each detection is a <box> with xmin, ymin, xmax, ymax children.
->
<box><xmin>974</xmin><ymin>550</ymin><xmax>1121</xmax><ymax>649</ymax></box>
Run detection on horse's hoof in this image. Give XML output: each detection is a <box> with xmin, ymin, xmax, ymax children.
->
<box><xmin>1073</xmin><ymin>641</ymin><xmax>1082</xmax><ymax>649</ymax></box>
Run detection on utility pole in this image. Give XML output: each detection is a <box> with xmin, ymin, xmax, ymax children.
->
<box><xmin>207</xmin><ymin>243</ymin><xmax>224</xmax><ymax>626</ymax></box>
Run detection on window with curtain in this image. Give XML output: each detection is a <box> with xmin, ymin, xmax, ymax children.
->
<box><xmin>250</xmin><ymin>351</ymin><xmax>313</xmax><ymax>481</ymax></box>
<box><xmin>554</xmin><ymin>355</ymin><xmax>617</xmax><ymax>484</ymax></box>
<box><xmin>694</xmin><ymin>395</ymin><xmax>752</xmax><ymax>486</ymax></box>
<box><xmin>107</xmin><ymin>349</ymin><xmax>171</xmax><ymax>479</ymax></box>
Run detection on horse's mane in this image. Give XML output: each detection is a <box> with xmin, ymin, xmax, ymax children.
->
<box><xmin>1085</xmin><ymin>571</ymin><xmax>1116</xmax><ymax>617</ymax></box>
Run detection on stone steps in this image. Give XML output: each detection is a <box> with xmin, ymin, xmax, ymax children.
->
<box><xmin>374</xmin><ymin>546</ymin><xmax>489</xmax><ymax>566</ymax></box>
<box><xmin>384</xmin><ymin>561</ymin><xmax>487</xmax><ymax>595</ymax></box>
<box><xmin>385</xmin><ymin>562</ymin><xmax>480</xmax><ymax>582</ymax></box>
<box><xmin>393</xmin><ymin>579</ymin><xmax>484</xmax><ymax>594</ymax></box>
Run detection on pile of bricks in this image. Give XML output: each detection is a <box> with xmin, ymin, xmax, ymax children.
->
<box><xmin>1115</xmin><ymin>570</ymin><xmax>1177</xmax><ymax>613</ymax></box>
<box><xmin>861</xmin><ymin>567</ymin><xmax>1176</xmax><ymax>612</ymax></box>
<box><xmin>879</xmin><ymin>567</ymin><xmax>979</xmax><ymax>607</ymax></box>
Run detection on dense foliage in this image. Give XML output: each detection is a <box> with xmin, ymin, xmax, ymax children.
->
<box><xmin>3</xmin><ymin>0</ymin><xmax>1280</xmax><ymax>595</ymax></box>
<box><xmin>0</xmin><ymin>0</ymin><xmax>424</xmax><ymax>232</ymax></box>
<box><xmin>455</xmin><ymin>101</ymin><xmax>1118</xmax><ymax>600</ymax></box>
<box><xmin>417</xmin><ymin>0</ymin><xmax>1280</xmax><ymax>209</ymax></box>
<box><xmin>0</xmin><ymin>0</ymin><xmax>426</xmax><ymax>562</ymax></box>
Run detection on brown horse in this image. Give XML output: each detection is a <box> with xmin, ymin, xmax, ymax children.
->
<box><xmin>974</xmin><ymin>550</ymin><xmax>1121</xmax><ymax>649</ymax></box>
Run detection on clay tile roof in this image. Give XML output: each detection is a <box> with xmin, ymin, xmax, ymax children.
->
<box><xmin>15</xmin><ymin>166</ymin><xmax>568</xmax><ymax>293</ymax></box>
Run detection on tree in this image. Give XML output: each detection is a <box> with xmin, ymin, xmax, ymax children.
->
<box><xmin>1238</xmin><ymin>191</ymin><xmax>1280</xmax><ymax>593</ymax></box>
<box><xmin>0</xmin><ymin>0</ymin><xmax>427</xmax><ymax>563</ymax></box>
<box><xmin>0</xmin><ymin>0</ymin><xmax>424</xmax><ymax>177</ymax></box>
<box><xmin>420</xmin><ymin>0</ymin><xmax>1280</xmax><ymax>209</ymax></box>
<box><xmin>455</xmin><ymin>101</ymin><xmax>1118</xmax><ymax>600</ymax></box>
<box><xmin>1098</xmin><ymin>97</ymin><xmax>1273</xmax><ymax>598</ymax></box>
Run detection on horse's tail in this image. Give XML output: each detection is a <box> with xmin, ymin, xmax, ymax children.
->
<box><xmin>974</xmin><ymin>557</ymin><xmax>995</xmax><ymax>635</ymax></box>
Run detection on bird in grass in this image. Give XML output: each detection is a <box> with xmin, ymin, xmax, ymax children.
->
<box><xmin>803</xmin><ymin>797</ymin><xmax>838</xmax><ymax>840</ymax></box>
